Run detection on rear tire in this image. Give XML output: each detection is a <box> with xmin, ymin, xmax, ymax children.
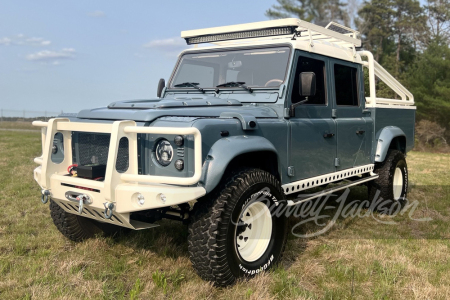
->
<box><xmin>49</xmin><ymin>200</ymin><xmax>128</xmax><ymax>241</ymax></box>
<box><xmin>368</xmin><ymin>150</ymin><xmax>408</xmax><ymax>215</ymax></box>
<box><xmin>188</xmin><ymin>168</ymin><xmax>288</xmax><ymax>286</ymax></box>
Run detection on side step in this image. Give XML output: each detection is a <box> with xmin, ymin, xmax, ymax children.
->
<box><xmin>286</xmin><ymin>175</ymin><xmax>379</xmax><ymax>206</ymax></box>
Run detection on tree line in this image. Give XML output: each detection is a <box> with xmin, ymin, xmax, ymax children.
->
<box><xmin>267</xmin><ymin>0</ymin><xmax>450</xmax><ymax>150</ymax></box>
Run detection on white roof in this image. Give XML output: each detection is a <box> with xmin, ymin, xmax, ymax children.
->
<box><xmin>181</xmin><ymin>18</ymin><xmax>299</xmax><ymax>38</ymax></box>
<box><xmin>179</xmin><ymin>20</ymin><xmax>415</xmax><ymax>108</ymax></box>
<box><xmin>181</xmin><ymin>18</ymin><xmax>361</xmax><ymax>48</ymax></box>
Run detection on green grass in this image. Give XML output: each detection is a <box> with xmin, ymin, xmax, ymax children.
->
<box><xmin>0</xmin><ymin>121</ymin><xmax>38</xmax><ymax>130</ymax></box>
<box><xmin>0</xmin><ymin>130</ymin><xmax>449</xmax><ymax>299</ymax></box>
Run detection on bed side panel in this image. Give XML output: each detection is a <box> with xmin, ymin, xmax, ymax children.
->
<box><xmin>372</xmin><ymin>107</ymin><xmax>416</xmax><ymax>154</ymax></box>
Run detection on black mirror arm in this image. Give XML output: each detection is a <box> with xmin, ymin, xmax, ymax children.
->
<box><xmin>289</xmin><ymin>98</ymin><xmax>309</xmax><ymax>117</ymax></box>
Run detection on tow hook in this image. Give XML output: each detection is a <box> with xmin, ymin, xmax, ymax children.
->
<box><xmin>76</xmin><ymin>194</ymin><xmax>91</xmax><ymax>215</ymax></box>
<box><xmin>65</xmin><ymin>191</ymin><xmax>92</xmax><ymax>215</ymax></box>
<box><xmin>41</xmin><ymin>190</ymin><xmax>51</xmax><ymax>204</ymax></box>
<box><xmin>103</xmin><ymin>202</ymin><xmax>115</xmax><ymax>219</ymax></box>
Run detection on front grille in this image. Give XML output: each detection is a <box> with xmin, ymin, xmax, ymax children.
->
<box><xmin>73</xmin><ymin>132</ymin><xmax>111</xmax><ymax>166</ymax></box>
<box><xmin>72</xmin><ymin>132</ymin><xmax>129</xmax><ymax>173</ymax></box>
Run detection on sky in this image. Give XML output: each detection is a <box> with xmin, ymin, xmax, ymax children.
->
<box><xmin>0</xmin><ymin>0</ymin><xmax>276</xmax><ymax>114</ymax></box>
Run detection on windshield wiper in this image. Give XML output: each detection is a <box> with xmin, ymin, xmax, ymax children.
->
<box><xmin>174</xmin><ymin>82</ymin><xmax>205</xmax><ymax>93</ymax></box>
<box><xmin>215</xmin><ymin>81</ymin><xmax>253</xmax><ymax>93</ymax></box>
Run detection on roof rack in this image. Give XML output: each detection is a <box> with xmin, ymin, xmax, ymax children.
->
<box><xmin>325</xmin><ymin>22</ymin><xmax>359</xmax><ymax>38</ymax></box>
<box><xmin>181</xmin><ymin>18</ymin><xmax>361</xmax><ymax>48</ymax></box>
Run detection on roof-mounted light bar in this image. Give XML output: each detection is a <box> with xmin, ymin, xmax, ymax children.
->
<box><xmin>181</xmin><ymin>18</ymin><xmax>301</xmax><ymax>45</ymax></box>
<box><xmin>184</xmin><ymin>26</ymin><xmax>296</xmax><ymax>45</ymax></box>
<box><xmin>181</xmin><ymin>18</ymin><xmax>361</xmax><ymax>47</ymax></box>
<box><xmin>325</xmin><ymin>22</ymin><xmax>360</xmax><ymax>39</ymax></box>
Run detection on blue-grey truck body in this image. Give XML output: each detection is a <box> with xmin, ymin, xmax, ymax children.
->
<box><xmin>33</xmin><ymin>18</ymin><xmax>416</xmax><ymax>286</ymax></box>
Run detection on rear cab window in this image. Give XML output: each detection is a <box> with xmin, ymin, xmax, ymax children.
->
<box><xmin>334</xmin><ymin>64</ymin><xmax>359</xmax><ymax>106</ymax></box>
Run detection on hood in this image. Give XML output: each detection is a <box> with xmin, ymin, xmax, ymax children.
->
<box><xmin>76</xmin><ymin>96</ymin><xmax>279</xmax><ymax>122</ymax></box>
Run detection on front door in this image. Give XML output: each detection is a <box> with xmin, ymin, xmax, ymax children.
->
<box><xmin>330</xmin><ymin>60</ymin><xmax>371</xmax><ymax>170</ymax></box>
<box><xmin>289</xmin><ymin>52</ymin><xmax>336</xmax><ymax>181</ymax></box>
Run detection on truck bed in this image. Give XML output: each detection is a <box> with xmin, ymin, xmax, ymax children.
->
<box><xmin>370</xmin><ymin>106</ymin><xmax>416</xmax><ymax>153</ymax></box>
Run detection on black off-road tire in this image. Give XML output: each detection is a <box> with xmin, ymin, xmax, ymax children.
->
<box><xmin>49</xmin><ymin>200</ymin><xmax>128</xmax><ymax>241</ymax></box>
<box><xmin>368</xmin><ymin>150</ymin><xmax>408</xmax><ymax>215</ymax></box>
<box><xmin>188</xmin><ymin>168</ymin><xmax>288</xmax><ymax>286</ymax></box>
<box><xmin>50</xmin><ymin>200</ymin><xmax>102</xmax><ymax>241</ymax></box>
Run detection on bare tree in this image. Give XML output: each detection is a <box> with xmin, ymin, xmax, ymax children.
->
<box><xmin>416</xmin><ymin>119</ymin><xmax>448</xmax><ymax>150</ymax></box>
<box><xmin>426</xmin><ymin>0</ymin><xmax>450</xmax><ymax>43</ymax></box>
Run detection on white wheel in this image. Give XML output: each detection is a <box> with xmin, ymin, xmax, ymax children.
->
<box><xmin>188</xmin><ymin>169</ymin><xmax>288</xmax><ymax>286</ymax></box>
<box><xmin>235</xmin><ymin>201</ymin><xmax>273</xmax><ymax>262</ymax></box>
<box><xmin>393</xmin><ymin>167</ymin><xmax>403</xmax><ymax>200</ymax></box>
<box><xmin>369</xmin><ymin>150</ymin><xmax>408</xmax><ymax>215</ymax></box>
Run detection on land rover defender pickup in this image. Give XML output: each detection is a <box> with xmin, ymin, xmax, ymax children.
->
<box><xmin>33</xmin><ymin>18</ymin><xmax>415</xmax><ymax>286</ymax></box>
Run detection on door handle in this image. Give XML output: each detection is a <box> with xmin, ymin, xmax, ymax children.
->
<box><xmin>356</xmin><ymin>130</ymin><xmax>365</xmax><ymax>135</ymax></box>
<box><xmin>323</xmin><ymin>132</ymin><xmax>335</xmax><ymax>138</ymax></box>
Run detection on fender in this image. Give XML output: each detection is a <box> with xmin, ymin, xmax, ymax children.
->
<box><xmin>200</xmin><ymin>136</ymin><xmax>278</xmax><ymax>193</ymax></box>
<box><xmin>374</xmin><ymin>126</ymin><xmax>406</xmax><ymax>162</ymax></box>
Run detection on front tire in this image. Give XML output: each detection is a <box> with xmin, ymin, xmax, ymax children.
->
<box><xmin>368</xmin><ymin>150</ymin><xmax>408</xmax><ymax>215</ymax></box>
<box><xmin>49</xmin><ymin>200</ymin><xmax>127</xmax><ymax>241</ymax></box>
<box><xmin>188</xmin><ymin>168</ymin><xmax>288</xmax><ymax>286</ymax></box>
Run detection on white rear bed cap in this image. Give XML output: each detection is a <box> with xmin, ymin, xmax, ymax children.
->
<box><xmin>181</xmin><ymin>18</ymin><xmax>361</xmax><ymax>48</ymax></box>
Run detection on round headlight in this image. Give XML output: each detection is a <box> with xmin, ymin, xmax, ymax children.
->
<box><xmin>155</xmin><ymin>139</ymin><xmax>173</xmax><ymax>166</ymax></box>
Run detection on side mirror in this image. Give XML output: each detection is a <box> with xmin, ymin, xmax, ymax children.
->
<box><xmin>289</xmin><ymin>72</ymin><xmax>317</xmax><ymax>118</ymax></box>
<box><xmin>157</xmin><ymin>78</ymin><xmax>165</xmax><ymax>98</ymax></box>
<box><xmin>299</xmin><ymin>72</ymin><xmax>316</xmax><ymax>96</ymax></box>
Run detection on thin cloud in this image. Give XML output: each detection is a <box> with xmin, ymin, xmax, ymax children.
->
<box><xmin>88</xmin><ymin>10</ymin><xmax>106</xmax><ymax>17</ymax></box>
<box><xmin>26</xmin><ymin>48</ymin><xmax>76</xmax><ymax>64</ymax></box>
<box><xmin>143</xmin><ymin>37</ymin><xmax>189</xmax><ymax>52</ymax></box>
<box><xmin>0</xmin><ymin>37</ymin><xmax>12</xmax><ymax>45</ymax></box>
<box><xmin>0</xmin><ymin>34</ymin><xmax>51</xmax><ymax>46</ymax></box>
<box><xmin>24</xmin><ymin>37</ymin><xmax>51</xmax><ymax>46</ymax></box>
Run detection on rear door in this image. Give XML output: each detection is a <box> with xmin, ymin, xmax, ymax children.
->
<box><xmin>330</xmin><ymin>60</ymin><xmax>371</xmax><ymax>170</ymax></box>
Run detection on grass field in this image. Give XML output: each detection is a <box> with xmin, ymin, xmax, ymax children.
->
<box><xmin>0</xmin><ymin>121</ymin><xmax>40</xmax><ymax>131</ymax></box>
<box><xmin>0</xmin><ymin>130</ymin><xmax>449</xmax><ymax>299</ymax></box>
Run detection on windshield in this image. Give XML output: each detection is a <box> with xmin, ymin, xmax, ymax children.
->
<box><xmin>170</xmin><ymin>47</ymin><xmax>291</xmax><ymax>89</ymax></box>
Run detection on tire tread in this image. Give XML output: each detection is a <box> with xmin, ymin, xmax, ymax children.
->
<box><xmin>188</xmin><ymin>168</ymin><xmax>287</xmax><ymax>286</ymax></box>
<box><xmin>369</xmin><ymin>150</ymin><xmax>408</xmax><ymax>214</ymax></box>
<box><xmin>50</xmin><ymin>200</ymin><xmax>102</xmax><ymax>242</ymax></box>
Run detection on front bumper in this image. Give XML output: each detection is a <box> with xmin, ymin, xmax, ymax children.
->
<box><xmin>33</xmin><ymin>118</ymin><xmax>205</xmax><ymax>229</ymax></box>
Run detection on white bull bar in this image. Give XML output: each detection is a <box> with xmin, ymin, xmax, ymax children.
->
<box><xmin>32</xmin><ymin>118</ymin><xmax>205</xmax><ymax>229</ymax></box>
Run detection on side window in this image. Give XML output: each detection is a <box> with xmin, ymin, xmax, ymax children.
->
<box><xmin>334</xmin><ymin>64</ymin><xmax>358</xmax><ymax>106</ymax></box>
<box><xmin>292</xmin><ymin>56</ymin><xmax>326</xmax><ymax>105</ymax></box>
